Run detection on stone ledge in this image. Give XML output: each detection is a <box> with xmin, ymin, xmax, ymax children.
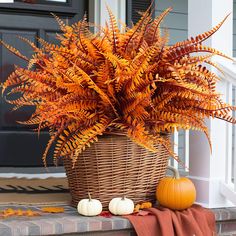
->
<box><xmin>60</xmin><ymin>229</ymin><xmax>136</xmax><ymax>236</ymax></box>
<box><xmin>0</xmin><ymin>204</ymin><xmax>132</xmax><ymax>236</ymax></box>
<box><xmin>217</xmin><ymin>221</ymin><xmax>236</xmax><ymax>236</ymax></box>
<box><xmin>214</xmin><ymin>207</ymin><xmax>236</xmax><ymax>222</ymax></box>
<box><xmin>0</xmin><ymin>204</ymin><xmax>236</xmax><ymax>236</ymax></box>
<box><xmin>213</xmin><ymin>207</ymin><xmax>236</xmax><ymax>235</ymax></box>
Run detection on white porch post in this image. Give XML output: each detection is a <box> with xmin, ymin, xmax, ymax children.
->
<box><xmin>89</xmin><ymin>0</ymin><xmax>126</xmax><ymax>27</ymax></box>
<box><xmin>188</xmin><ymin>0</ymin><xmax>234</xmax><ymax>208</ymax></box>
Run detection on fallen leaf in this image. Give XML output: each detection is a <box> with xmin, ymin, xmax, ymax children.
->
<box><xmin>41</xmin><ymin>207</ymin><xmax>65</xmax><ymax>213</ymax></box>
<box><xmin>16</xmin><ymin>209</ymin><xmax>23</xmax><ymax>216</ymax></box>
<box><xmin>26</xmin><ymin>209</ymin><xmax>41</xmax><ymax>217</ymax></box>
<box><xmin>0</xmin><ymin>208</ymin><xmax>41</xmax><ymax>218</ymax></box>
<box><xmin>99</xmin><ymin>211</ymin><xmax>113</xmax><ymax>218</ymax></box>
<box><xmin>140</xmin><ymin>202</ymin><xmax>152</xmax><ymax>209</ymax></box>
<box><xmin>133</xmin><ymin>201</ymin><xmax>152</xmax><ymax>213</ymax></box>
<box><xmin>134</xmin><ymin>204</ymin><xmax>141</xmax><ymax>213</ymax></box>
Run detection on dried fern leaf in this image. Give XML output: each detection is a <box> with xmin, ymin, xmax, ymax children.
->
<box><xmin>0</xmin><ymin>40</ymin><xmax>28</xmax><ymax>61</ymax></box>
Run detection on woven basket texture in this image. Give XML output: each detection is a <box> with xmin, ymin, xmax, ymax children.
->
<box><xmin>63</xmin><ymin>134</ymin><xmax>169</xmax><ymax>209</ymax></box>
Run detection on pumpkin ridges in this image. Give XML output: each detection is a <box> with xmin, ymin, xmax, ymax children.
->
<box><xmin>156</xmin><ymin>167</ymin><xmax>196</xmax><ymax>210</ymax></box>
<box><xmin>180</xmin><ymin>178</ymin><xmax>196</xmax><ymax>209</ymax></box>
<box><xmin>157</xmin><ymin>176</ymin><xmax>171</xmax><ymax>207</ymax></box>
<box><xmin>108</xmin><ymin>197</ymin><xmax>134</xmax><ymax>215</ymax></box>
<box><xmin>77</xmin><ymin>194</ymin><xmax>103</xmax><ymax>216</ymax></box>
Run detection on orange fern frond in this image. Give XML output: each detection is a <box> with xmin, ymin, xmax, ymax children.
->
<box><xmin>106</xmin><ymin>4</ymin><xmax>120</xmax><ymax>53</ymax></box>
<box><xmin>145</xmin><ymin>7</ymin><xmax>172</xmax><ymax>45</ymax></box>
<box><xmin>51</xmin><ymin>13</ymin><xmax>67</xmax><ymax>32</ymax></box>
<box><xmin>0</xmin><ymin>40</ymin><xmax>28</xmax><ymax>61</ymax></box>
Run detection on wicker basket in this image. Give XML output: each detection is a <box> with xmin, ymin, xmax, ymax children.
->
<box><xmin>63</xmin><ymin>134</ymin><xmax>169</xmax><ymax>209</ymax></box>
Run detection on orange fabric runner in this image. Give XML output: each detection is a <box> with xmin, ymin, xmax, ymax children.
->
<box><xmin>124</xmin><ymin>204</ymin><xmax>216</xmax><ymax>236</ymax></box>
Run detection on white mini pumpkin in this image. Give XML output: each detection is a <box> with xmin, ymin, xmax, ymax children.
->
<box><xmin>77</xmin><ymin>193</ymin><xmax>102</xmax><ymax>216</ymax></box>
<box><xmin>108</xmin><ymin>197</ymin><xmax>134</xmax><ymax>215</ymax></box>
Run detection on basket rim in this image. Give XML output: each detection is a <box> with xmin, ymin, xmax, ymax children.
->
<box><xmin>103</xmin><ymin>130</ymin><xmax>170</xmax><ymax>137</ymax></box>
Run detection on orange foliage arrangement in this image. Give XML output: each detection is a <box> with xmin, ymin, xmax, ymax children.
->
<box><xmin>1</xmin><ymin>5</ymin><xmax>236</xmax><ymax>165</ymax></box>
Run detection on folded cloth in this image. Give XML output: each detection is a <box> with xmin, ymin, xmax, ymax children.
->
<box><xmin>123</xmin><ymin>204</ymin><xmax>216</xmax><ymax>236</ymax></box>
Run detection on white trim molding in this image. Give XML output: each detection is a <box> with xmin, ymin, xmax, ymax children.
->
<box><xmin>0</xmin><ymin>173</ymin><xmax>66</xmax><ymax>179</ymax></box>
<box><xmin>0</xmin><ymin>0</ymin><xmax>14</xmax><ymax>3</ymax></box>
<box><xmin>189</xmin><ymin>176</ymin><xmax>234</xmax><ymax>208</ymax></box>
<box><xmin>220</xmin><ymin>181</ymin><xmax>236</xmax><ymax>205</ymax></box>
<box><xmin>89</xmin><ymin>0</ymin><xmax>126</xmax><ymax>28</ymax></box>
<box><xmin>0</xmin><ymin>166</ymin><xmax>66</xmax><ymax>179</ymax></box>
<box><xmin>188</xmin><ymin>0</ymin><xmax>235</xmax><ymax>208</ymax></box>
<box><xmin>214</xmin><ymin>58</ymin><xmax>236</xmax><ymax>84</ymax></box>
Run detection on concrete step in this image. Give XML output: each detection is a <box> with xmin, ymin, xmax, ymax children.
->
<box><xmin>214</xmin><ymin>207</ymin><xmax>236</xmax><ymax>236</ymax></box>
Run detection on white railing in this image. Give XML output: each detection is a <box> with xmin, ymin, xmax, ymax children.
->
<box><xmin>170</xmin><ymin>130</ymin><xmax>189</xmax><ymax>174</ymax></box>
<box><xmin>213</xmin><ymin>58</ymin><xmax>236</xmax><ymax>205</ymax></box>
<box><xmin>170</xmin><ymin>58</ymin><xmax>236</xmax><ymax>206</ymax></box>
<box><xmin>232</xmin><ymin>86</ymin><xmax>236</xmax><ymax>190</ymax></box>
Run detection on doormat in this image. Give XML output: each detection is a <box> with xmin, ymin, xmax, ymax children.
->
<box><xmin>0</xmin><ymin>177</ymin><xmax>71</xmax><ymax>205</ymax></box>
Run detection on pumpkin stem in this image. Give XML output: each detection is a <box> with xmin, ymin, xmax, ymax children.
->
<box><xmin>167</xmin><ymin>165</ymin><xmax>180</xmax><ymax>179</ymax></box>
<box><xmin>88</xmin><ymin>192</ymin><xmax>92</xmax><ymax>201</ymax></box>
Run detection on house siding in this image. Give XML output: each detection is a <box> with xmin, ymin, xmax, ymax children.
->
<box><xmin>129</xmin><ymin>0</ymin><xmax>151</xmax><ymax>24</ymax></box>
<box><xmin>155</xmin><ymin>0</ymin><xmax>188</xmax><ymax>45</ymax></box>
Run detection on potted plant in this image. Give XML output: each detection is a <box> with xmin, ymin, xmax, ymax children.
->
<box><xmin>1</xmin><ymin>6</ymin><xmax>235</xmax><ymax>208</ymax></box>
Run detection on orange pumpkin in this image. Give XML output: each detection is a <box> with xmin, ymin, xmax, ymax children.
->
<box><xmin>156</xmin><ymin>166</ymin><xmax>196</xmax><ymax>210</ymax></box>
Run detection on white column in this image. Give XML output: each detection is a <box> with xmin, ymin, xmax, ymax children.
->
<box><xmin>188</xmin><ymin>0</ymin><xmax>234</xmax><ymax>208</ymax></box>
<box><xmin>89</xmin><ymin>0</ymin><xmax>126</xmax><ymax>28</ymax></box>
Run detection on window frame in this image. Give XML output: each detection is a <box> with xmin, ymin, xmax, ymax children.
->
<box><xmin>0</xmin><ymin>0</ymin><xmax>83</xmax><ymax>14</ymax></box>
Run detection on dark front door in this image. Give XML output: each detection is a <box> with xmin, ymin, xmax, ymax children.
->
<box><xmin>0</xmin><ymin>0</ymin><xmax>87</xmax><ymax>167</ymax></box>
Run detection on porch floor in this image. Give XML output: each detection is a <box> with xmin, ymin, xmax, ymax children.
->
<box><xmin>0</xmin><ymin>204</ymin><xmax>235</xmax><ymax>236</ymax></box>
